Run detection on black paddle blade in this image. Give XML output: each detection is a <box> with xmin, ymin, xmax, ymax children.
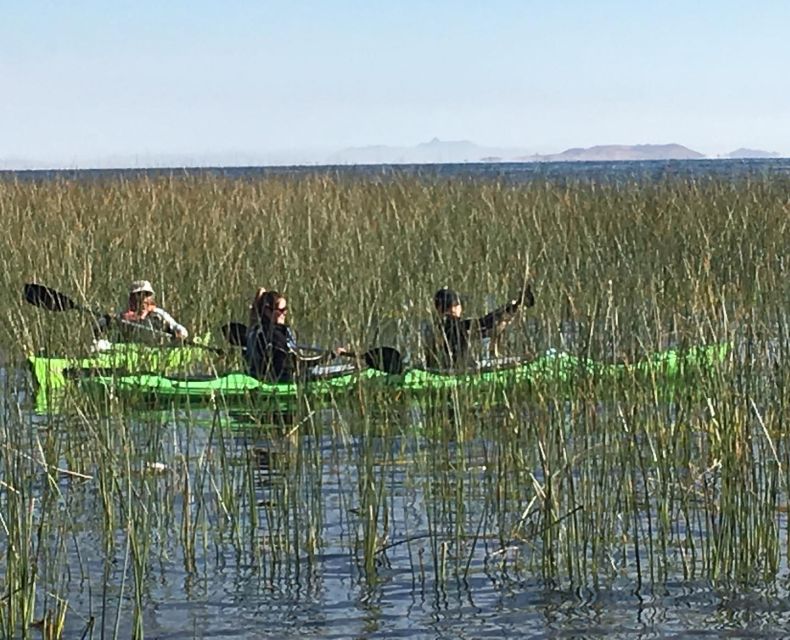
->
<box><xmin>221</xmin><ymin>321</ymin><xmax>249</xmax><ymax>347</ymax></box>
<box><xmin>24</xmin><ymin>283</ymin><xmax>76</xmax><ymax>312</ymax></box>
<box><xmin>522</xmin><ymin>283</ymin><xmax>535</xmax><ymax>308</ymax></box>
<box><xmin>363</xmin><ymin>347</ymin><xmax>403</xmax><ymax>375</ymax></box>
<box><xmin>513</xmin><ymin>283</ymin><xmax>535</xmax><ymax>309</ymax></box>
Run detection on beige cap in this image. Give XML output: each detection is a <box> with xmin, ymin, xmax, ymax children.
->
<box><xmin>129</xmin><ymin>280</ymin><xmax>154</xmax><ymax>295</ymax></box>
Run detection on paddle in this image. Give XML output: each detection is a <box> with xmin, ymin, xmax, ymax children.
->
<box><xmin>222</xmin><ymin>321</ymin><xmax>249</xmax><ymax>348</ymax></box>
<box><xmin>519</xmin><ymin>282</ymin><xmax>536</xmax><ymax>309</ymax></box>
<box><xmin>220</xmin><ymin>321</ymin><xmax>404</xmax><ymax>375</ymax></box>
<box><xmin>25</xmin><ymin>282</ymin><xmax>109</xmax><ymax>316</ymax></box>
<box><xmin>24</xmin><ymin>283</ymin><xmax>226</xmax><ymax>355</ymax></box>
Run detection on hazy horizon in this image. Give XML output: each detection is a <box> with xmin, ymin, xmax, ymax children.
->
<box><xmin>2</xmin><ymin>1</ymin><xmax>789</xmax><ymax>168</ymax></box>
<box><xmin>2</xmin><ymin>139</ymin><xmax>786</xmax><ymax>172</ymax></box>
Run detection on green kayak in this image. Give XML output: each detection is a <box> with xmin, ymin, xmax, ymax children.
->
<box><xmin>69</xmin><ymin>343</ymin><xmax>729</xmax><ymax>409</ymax></box>
<box><xmin>28</xmin><ymin>341</ymin><xmax>225</xmax><ymax>392</ymax></box>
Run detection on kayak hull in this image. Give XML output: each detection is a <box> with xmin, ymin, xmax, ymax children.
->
<box><xmin>28</xmin><ymin>342</ymin><xmax>223</xmax><ymax>392</ymax></box>
<box><xmin>66</xmin><ymin>343</ymin><xmax>730</xmax><ymax>409</ymax></box>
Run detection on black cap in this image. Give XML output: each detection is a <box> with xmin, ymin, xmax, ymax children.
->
<box><xmin>434</xmin><ymin>287</ymin><xmax>461</xmax><ymax>312</ymax></box>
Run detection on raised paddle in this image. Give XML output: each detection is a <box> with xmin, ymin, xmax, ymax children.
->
<box><xmin>520</xmin><ymin>282</ymin><xmax>536</xmax><ymax>309</ymax></box>
<box><xmin>220</xmin><ymin>321</ymin><xmax>404</xmax><ymax>375</ymax></box>
<box><xmin>24</xmin><ymin>283</ymin><xmax>226</xmax><ymax>355</ymax></box>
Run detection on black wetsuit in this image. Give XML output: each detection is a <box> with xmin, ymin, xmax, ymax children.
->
<box><xmin>245</xmin><ymin>318</ymin><xmax>328</xmax><ymax>382</ymax></box>
<box><xmin>424</xmin><ymin>299</ymin><xmax>523</xmax><ymax>369</ymax></box>
<box><xmin>246</xmin><ymin>318</ymin><xmax>300</xmax><ymax>382</ymax></box>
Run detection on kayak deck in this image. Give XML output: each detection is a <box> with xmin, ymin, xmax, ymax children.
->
<box><xmin>28</xmin><ymin>341</ymin><xmax>226</xmax><ymax>391</ymax></box>
<box><xmin>68</xmin><ymin>343</ymin><xmax>730</xmax><ymax>408</ymax></box>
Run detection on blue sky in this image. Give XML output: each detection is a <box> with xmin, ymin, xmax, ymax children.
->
<box><xmin>2</xmin><ymin>0</ymin><xmax>788</xmax><ymax>166</ymax></box>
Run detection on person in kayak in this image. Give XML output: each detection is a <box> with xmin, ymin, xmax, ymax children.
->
<box><xmin>245</xmin><ymin>290</ymin><xmax>342</xmax><ymax>382</ymax></box>
<box><xmin>94</xmin><ymin>279</ymin><xmax>188</xmax><ymax>343</ymax></box>
<box><xmin>423</xmin><ymin>285</ymin><xmax>535</xmax><ymax>369</ymax></box>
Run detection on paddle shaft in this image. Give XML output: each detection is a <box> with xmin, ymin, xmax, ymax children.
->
<box><xmin>25</xmin><ymin>283</ymin><xmax>225</xmax><ymax>355</ymax></box>
<box><xmin>221</xmin><ymin>321</ymin><xmax>403</xmax><ymax>373</ymax></box>
<box><xmin>103</xmin><ymin>315</ymin><xmax>225</xmax><ymax>355</ymax></box>
<box><xmin>224</xmin><ymin>322</ymin><xmax>359</xmax><ymax>357</ymax></box>
<box><xmin>222</xmin><ymin>321</ymin><xmax>327</xmax><ymax>353</ymax></box>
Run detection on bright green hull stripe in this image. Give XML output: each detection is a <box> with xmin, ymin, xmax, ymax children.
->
<box><xmin>29</xmin><ymin>342</ymin><xmax>731</xmax><ymax>408</ymax></box>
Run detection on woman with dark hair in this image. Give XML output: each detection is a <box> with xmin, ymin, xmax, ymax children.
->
<box><xmin>245</xmin><ymin>290</ymin><xmax>343</xmax><ymax>382</ymax></box>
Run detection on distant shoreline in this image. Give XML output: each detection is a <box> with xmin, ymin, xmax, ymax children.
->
<box><xmin>2</xmin><ymin>157</ymin><xmax>789</xmax><ymax>184</ymax></box>
<box><xmin>2</xmin><ymin>142</ymin><xmax>783</xmax><ymax>173</ymax></box>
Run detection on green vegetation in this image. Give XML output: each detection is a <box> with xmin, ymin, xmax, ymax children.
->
<box><xmin>3</xmin><ymin>173</ymin><xmax>786</xmax><ymax>357</ymax></box>
<box><xmin>0</xmin><ymin>173</ymin><xmax>787</xmax><ymax>637</ymax></box>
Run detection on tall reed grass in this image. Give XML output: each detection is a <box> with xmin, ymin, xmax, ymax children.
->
<box><xmin>0</xmin><ymin>172</ymin><xmax>787</xmax><ymax>637</ymax></box>
<box><xmin>2</xmin><ymin>173</ymin><xmax>786</xmax><ymax>358</ymax></box>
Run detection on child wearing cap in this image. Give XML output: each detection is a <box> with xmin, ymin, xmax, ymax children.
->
<box><xmin>422</xmin><ymin>285</ymin><xmax>534</xmax><ymax>369</ymax></box>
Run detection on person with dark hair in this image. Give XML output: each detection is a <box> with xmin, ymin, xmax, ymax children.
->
<box><xmin>423</xmin><ymin>284</ymin><xmax>535</xmax><ymax>369</ymax></box>
<box><xmin>245</xmin><ymin>290</ymin><xmax>344</xmax><ymax>382</ymax></box>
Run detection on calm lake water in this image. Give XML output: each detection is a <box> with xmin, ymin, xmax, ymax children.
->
<box><xmin>3</xmin><ymin>346</ymin><xmax>789</xmax><ymax>639</ymax></box>
<box><xmin>2</xmin><ymin>157</ymin><xmax>790</xmax><ymax>184</ymax></box>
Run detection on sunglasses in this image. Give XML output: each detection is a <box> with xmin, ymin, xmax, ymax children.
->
<box><xmin>266</xmin><ymin>304</ymin><xmax>288</xmax><ymax>315</ymax></box>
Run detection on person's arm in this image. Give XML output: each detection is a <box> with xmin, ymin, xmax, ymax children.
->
<box><xmin>294</xmin><ymin>341</ymin><xmax>343</xmax><ymax>363</ymax></box>
<box><xmin>151</xmin><ymin>307</ymin><xmax>189</xmax><ymax>339</ymax></box>
<box><xmin>283</xmin><ymin>327</ymin><xmax>325</xmax><ymax>362</ymax></box>
<box><xmin>475</xmin><ymin>285</ymin><xmax>535</xmax><ymax>336</ymax></box>
<box><xmin>296</xmin><ymin>352</ymin><xmax>331</xmax><ymax>364</ymax></box>
<box><xmin>476</xmin><ymin>302</ymin><xmax>518</xmax><ymax>336</ymax></box>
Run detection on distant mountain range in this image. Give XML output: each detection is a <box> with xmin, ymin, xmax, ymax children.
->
<box><xmin>518</xmin><ymin>143</ymin><xmax>705</xmax><ymax>162</ymax></box>
<box><xmin>721</xmin><ymin>148</ymin><xmax>781</xmax><ymax>159</ymax></box>
<box><xmin>324</xmin><ymin>138</ymin><xmax>533</xmax><ymax>165</ymax></box>
<box><xmin>325</xmin><ymin>140</ymin><xmax>782</xmax><ymax>165</ymax></box>
<box><xmin>0</xmin><ymin>140</ymin><xmax>784</xmax><ymax>170</ymax></box>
